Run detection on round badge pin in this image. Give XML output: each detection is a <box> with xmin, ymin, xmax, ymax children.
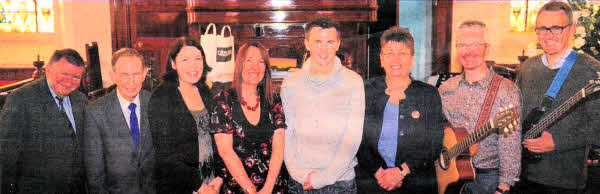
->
<box><xmin>411</xmin><ymin>110</ymin><xmax>420</xmax><ymax>119</ymax></box>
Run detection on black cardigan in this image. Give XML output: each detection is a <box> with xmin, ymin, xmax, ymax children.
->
<box><xmin>148</xmin><ymin>81</ymin><xmax>215</xmax><ymax>194</ymax></box>
<box><xmin>356</xmin><ymin>76</ymin><xmax>444</xmax><ymax>193</ymax></box>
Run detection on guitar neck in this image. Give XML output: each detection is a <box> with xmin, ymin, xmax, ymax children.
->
<box><xmin>448</xmin><ymin>123</ymin><xmax>494</xmax><ymax>158</ymax></box>
<box><xmin>523</xmin><ymin>88</ymin><xmax>585</xmax><ymax>140</ymax></box>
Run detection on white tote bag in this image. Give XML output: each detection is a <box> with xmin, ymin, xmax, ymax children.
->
<box><xmin>214</xmin><ymin>25</ymin><xmax>235</xmax><ymax>82</ymax></box>
<box><xmin>200</xmin><ymin>23</ymin><xmax>218</xmax><ymax>82</ymax></box>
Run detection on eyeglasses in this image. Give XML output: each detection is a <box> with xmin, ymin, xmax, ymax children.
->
<box><xmin>456</xmin><ymin>43</ymin><xmax>487</xmax><ymax>50</ymax></box>
<box><xmin>535</xmin><ymin>24</ymin><xmax>572</xmax><ymax>35</ymax></box>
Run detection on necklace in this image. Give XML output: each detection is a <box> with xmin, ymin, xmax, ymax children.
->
<box><xmin>241</xmin><ymin>95</ymin><xmax>260</xmax><ymax>111</ymax></box>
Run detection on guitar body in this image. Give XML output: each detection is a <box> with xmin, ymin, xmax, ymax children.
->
<box><xmin>436</xmin><ymin>127</ymin><xmax>479</xmax><ymax>194</ymax></box>
<box><xmin>521</xmin><ymin>107</ymin><xmax>545</xmax><ymax>164</ymax></box>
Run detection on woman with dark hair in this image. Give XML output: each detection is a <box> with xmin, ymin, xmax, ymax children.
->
<box><xmin>210</xmin><ymin>42</ymin><xmax>287</xmax><ymax>194</ymax></box>
<box><xmin>356</xmin><ymin>27</ymin><xmax>444</xmax><ymax>194</ymax></box>
<box><xmin>148</xmin><ymin>37</ymin><xmax>222</xmax><ymax>194</ymax></box>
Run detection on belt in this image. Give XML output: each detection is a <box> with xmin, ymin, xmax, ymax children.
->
<box><xmin>475</xmin><ymin>168</ymin><xmax>498</xmax><ymax>174</ymax></box>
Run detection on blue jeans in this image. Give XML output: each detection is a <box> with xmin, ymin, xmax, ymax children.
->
<box><xmin>461</xmin><ymin>169</ymin><xmax>499</xmax><ymax>194</ymax></box>
<box><xmin>288</xmin><ymin>178</ymin><xmax>357</xmax><ymax>194</ymax></box>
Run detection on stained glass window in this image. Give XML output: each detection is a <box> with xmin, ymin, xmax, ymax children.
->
<box><xmin>510</xmin><ymin>0</ymin><xmax>547</xmax><ymax>32</ymax></box>
<box><xmin>0</xmin><ymin>0</ymin><xmax>54</xmax><ymax>33</ymax></box>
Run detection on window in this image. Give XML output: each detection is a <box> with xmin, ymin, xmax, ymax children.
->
<box><xmin>0</xmin><ymin>0</ymin><xmax>54</xmax><ymax>33</ymax></box>
<box><xmin>510</xmin><ymin>0</ymin><xmax>546</xmax><ymax>32</ymax></box>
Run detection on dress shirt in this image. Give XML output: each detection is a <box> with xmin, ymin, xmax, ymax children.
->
<box><xmin>378</xmin><ymin>100</ymin><xmax>399</xmax><ymax>168</ymax></box>
<box><xmin>47</xmin><ymin>79</ymin><xmax>76</xmax><ymax>132</ymax></box>
<box><xmin>438</xmin><ymin>69</ymin><xmax>522</xmax><ymax>186</ymax></box>
<box><xmin>542</xmin><ymin>48</ymin><xmax>573</xmax><ymax>69</ymax></box>
<box><xmin>116</xmin><ymin>89</ymin><xmax>141</xmax><ymax>132</ymax></box>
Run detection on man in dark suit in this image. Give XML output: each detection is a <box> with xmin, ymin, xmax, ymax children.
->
<box><xmin>84</xmin><ymin>48</ymin><xmax>155</xmax><ymax>194</ymax></box>
<box><xmin>0</xmin><ymin>49</ymin><xmax>87</xmax><ymax>193</ymax></box>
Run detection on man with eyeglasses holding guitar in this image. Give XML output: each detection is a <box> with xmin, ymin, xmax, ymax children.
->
<box><xmin>516</xmin><ymin>1</ymin><xmax>600</xmax><ymax>194</ymax></box>
<box><xmin>438</xmin><ymin>20</ymin><xmax>522</xmax><ymax>194</ymax></box>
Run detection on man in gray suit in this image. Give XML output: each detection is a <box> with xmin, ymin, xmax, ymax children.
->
<box><xmin>84</xmin><ymin>48</ymin><xmax>154</xmax><ymax>194</ymax></box>
<box><xmin>0</xmin><ymin>49</ymin><xmax>88</xmax><ymax>193</ymax></box>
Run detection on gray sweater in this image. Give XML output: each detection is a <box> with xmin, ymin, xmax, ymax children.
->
<box><xmin>281</xmin><ymin>58</ymin><xmax>365</xmax><ymax>189</ymax></box>
<box><xmin>517</xmin><ymin>52</ymin><xmax>600</xmax><ymax>189</ymax></box>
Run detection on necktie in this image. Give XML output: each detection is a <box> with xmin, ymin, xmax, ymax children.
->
<box><xmin>56</xmin><ymin>97</ymin><xmax>74</xmax><ymax>132</ymax></box>
<box><xmin>56</xmin><ymin>97</ymin><xmax>64</xmax><ymax>112</ymax></box>
<box><xmin>128</xmin><ymin>103</ymin><xmax>140</xmax><ymax>149</ymax></box>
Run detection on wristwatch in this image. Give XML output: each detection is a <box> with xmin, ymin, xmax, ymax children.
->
<box><xmin>496</xmin><ymin>188</ymin><xmax>509</xmax><ymax>194</ymax></box>
<box><xmin>245</xmin><ymin>187</ymin><xmax>257</xmax><ymax>194</ymax></box>
<box><xmin>400</xmin><ymin>169</ymin><xmax>408</xmax><ymax>176</ymax></box>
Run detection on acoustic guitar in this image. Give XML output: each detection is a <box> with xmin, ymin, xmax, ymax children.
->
<box><xmin>435</xmin><ymin>106</ymin><xmax>519</xmax><ymax>194</ymax></box>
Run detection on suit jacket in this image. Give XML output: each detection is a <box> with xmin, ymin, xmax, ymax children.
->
<box><xmin>84</xmin><ymin>90</ymin><xmax>155</xmax><ymax>194</ymax></box>
<box><xmin>148</xmin><ymin>81</ymin><xmax>215</xmax><ymax>194</ymax></box>
<box><xmin>0</xmin><ymin>77</ymin><xmax>87</xmax><ymax>194</ymax></box>
<box><xmin>356</xmin><ymin>77</ymin><xmax>444</xmax><ymax>194</ymax></box>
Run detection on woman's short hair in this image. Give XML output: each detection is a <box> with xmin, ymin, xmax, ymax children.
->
<box><xmin>380</xmin><ymin>27</ymin><xmax>415</xmax><ymax>55</ymax></box>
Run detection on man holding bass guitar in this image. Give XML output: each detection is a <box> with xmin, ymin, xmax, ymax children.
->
<box><xmin>438</xmin><ymin>20</ymin><xmax>522</xmax><ymax>194</ymax></box>
<box><xmin>516</xmin><ymin>1</ymin><xmax>600</xmax><ymax>193</ymax></box>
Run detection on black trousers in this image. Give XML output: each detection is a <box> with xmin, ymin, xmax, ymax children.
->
<box><xmin>514</xmin><ymin>179</ymin><xmax>582</xmax><ymax>194</ymax></box>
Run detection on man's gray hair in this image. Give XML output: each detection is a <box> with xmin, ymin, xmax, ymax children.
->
<box><xmin>538</xmin><ymin>1</ymin><xmax>574</xmax><ymax>25</ymax></box>
<box><xmin>111</xmin><ymin>48</ymin><xmax>144</xmax><ymax>70</ymax></box>
<box><xmin>457</xmin><ymin>20</ymin><xmax>489</xmax><ymax>44</ymax></box>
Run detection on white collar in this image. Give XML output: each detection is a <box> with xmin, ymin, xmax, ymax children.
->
<box><xmin>542</xmin><ymin>48</ymin><xmax>574</xmax><ymax>70</ymax></box>
<box><xmin>116</xmin><ymin>89</ymin><xmax>141</xmax><ymax>110</ymax></box>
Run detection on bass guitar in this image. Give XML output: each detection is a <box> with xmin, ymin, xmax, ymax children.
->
<box><xmin>522</xmin><ymin>79</ymin><xmax>600</xmax><ymax>163</ymax></box>
<box><xmin>435</xmin><ymin>106</ymin><xmax>519</xmax><ymax>194</ymax></box>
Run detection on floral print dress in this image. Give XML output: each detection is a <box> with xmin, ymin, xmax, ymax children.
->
<box><xmin>210</xmin><ymin>89</ymin><xmax>288</xmax><ymax>194</ymax></box>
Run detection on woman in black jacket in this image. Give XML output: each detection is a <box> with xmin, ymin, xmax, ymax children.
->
<box><xmin>148</xmin><ymin>38</ymin><xmax>221</xmax><ymax>194</ymax></box>
<box><xmin>356</xmin><ymin>27</ymin><xmax>444</xmax><ymax>194</ymax></box>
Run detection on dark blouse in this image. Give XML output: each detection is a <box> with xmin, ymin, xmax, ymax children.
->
<box><xmin>191</xmin><ymin>109</ymin><xmax>216</xmax><ymax>185</ymax></box>
<box><xmin>210</xmin><ymin>89</ymin><xmax>288</xmax><ymax>194</ymax></box>
<box><xmin>148</xmin><ymin>81</ymin><xmax>217</xmax><ymax>194</ymax></box>
<box><xmin>356</xmin><ymin>76</ymin><xmax>444</xmax><ymax>194</ymax></box>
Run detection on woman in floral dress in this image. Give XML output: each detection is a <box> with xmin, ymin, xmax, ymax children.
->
<box><xmin>211</xmin><ymin>42</ymin><xmax>287</xmax><ymax>194</ymax></box>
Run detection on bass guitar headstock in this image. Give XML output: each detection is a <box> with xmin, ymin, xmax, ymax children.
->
<box><xmin>585</xmin><ymin>77</ymin><xmax>600</xmax><ymax>97</ymax></box>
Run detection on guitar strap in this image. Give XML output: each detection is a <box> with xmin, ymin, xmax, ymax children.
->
<box><xmin>540</xmin><ymin>51</ymin><xmax>579</xmax><ymax>110</ymax></box>
<box><xmin>474</xmin><ymin>74</ymin><xmax>503</xmax><ymax>130</ymax></box>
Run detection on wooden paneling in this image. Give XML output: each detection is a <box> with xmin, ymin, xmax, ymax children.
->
<box><xmin>0</xmin><ymin>68</ymin><xmax>35</xmax><ymax>82</ymax></box>
<box><xmin>111</xmin><ymin>0</ymin><xmax>187</xmax><ymax>79</ymax></box>
<box><xmin>134</xmin><ymin>37</ymin><xmax>178</xmax><ymax>79</ymax></box>
<box><xmin>134</xmin><ymin>0</ymin><xmax>186</xmax><ymax>8</ymax></box>
<box><xmin>365</xmin><ymin>0</ymin><xmax>397</xmax><ymax>79</ymax></box>
<box><xmin>112</xmin><ymin>0</ymin><xmax>377</xmax><ymax>82</ymax></box>
<box><xmin>188</xmin><ymin>11</ymin><xmax>376</xmax><ymax>24</ymax></box>
<box><xmin>110</xmin><ymin>0</ymin><xmax>132</xmax><ymax>51</ymax></box>
<box><xmin>187</xmin><ymin>0</ymin><xmax>376</xmax><ymax>11</ymax></box>
<box><xmin>135</xmin><ymin>11</ymin><xmax>188</xmax><ymax>37</ymax></box>
<box><xmin>432</xmin><ymin>0</ymin><xmax>453</xmax><ymax>75</ymax></box>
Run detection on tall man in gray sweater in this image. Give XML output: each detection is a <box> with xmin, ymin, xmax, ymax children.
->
<box><xmin>281</xmin><ymin>16</ymin><xmax>365</xmax><ymax>193</ymax></box>
<box><xmin>517</xmin><ymin>1</ymin><xmax>600</xmax><ymax>193</ymax></box>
